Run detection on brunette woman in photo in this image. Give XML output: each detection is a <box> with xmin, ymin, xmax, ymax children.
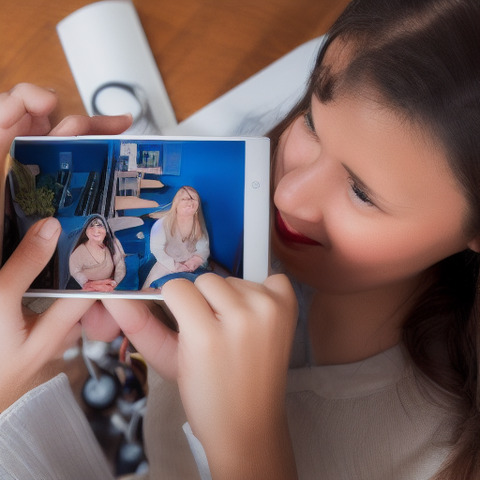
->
<box><xmin>69</xmin><ymin>214</ymin><xmax>126</xmax><ymax>292</ymax></box>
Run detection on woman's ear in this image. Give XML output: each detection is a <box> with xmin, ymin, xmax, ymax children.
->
<box><xmin>467</xmin><ymin>236</ymin><xmax>480</xmax><ymax>253</ymax></box>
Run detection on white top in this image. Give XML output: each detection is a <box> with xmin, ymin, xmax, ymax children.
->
<box><xmin>0</xmin><ymin>374</ymin><xmax>114</xmax><ymax>480</ymax></box>
<box><xmin>284</xmin><ymin>346</ymin><xmax>455</xmax><ymax>479</ymax></box>
<box><xmin>149</xmin><ymin>217</ymin><xmax>209</xmax><ymax>271</ymax></box>
<box><xmin>143</xmin><ymin>216</ymin><xmax>210</xmax><ymax>288</ymax></box>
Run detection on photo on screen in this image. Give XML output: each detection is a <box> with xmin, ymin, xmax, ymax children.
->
<box><xmin>3</xmin><ymin>137</ymin><xmax>251</xmax><ymax>297</ymax></box>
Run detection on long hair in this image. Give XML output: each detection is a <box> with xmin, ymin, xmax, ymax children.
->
<box><xmin>270</xmin><ymin>1</ymin><xmax>480</xmax><ymax>477</ymax></box>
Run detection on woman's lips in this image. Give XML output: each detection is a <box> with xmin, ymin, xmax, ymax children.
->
<box><xmin>275</xmin><ymin>211</ymin><xmax>321</xmax><ymax>245</ymax></box>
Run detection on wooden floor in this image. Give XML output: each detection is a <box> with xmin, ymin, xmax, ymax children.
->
<box><xmin>0</xmin><ymin>0</ymin><xmax>349</xmax><ymax>124</ymax></box>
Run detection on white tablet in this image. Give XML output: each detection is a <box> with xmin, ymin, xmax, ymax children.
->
<box><xmin>3</xmin><ymin>135</ymin><xmax>270</xmax><ymax>299</ymax></box>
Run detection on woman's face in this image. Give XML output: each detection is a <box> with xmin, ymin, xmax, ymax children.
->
<box><xmin>272</xmin><ymin>93</ymin><xmax>475</xmax><ymax>294</ymax></box>
<box><xmin>176</xmin><ymin>189</ymin><xmax>199</xmax><ymax>218</ymax></box>
<box><xmin>86</xmin><ymin>219</ymin><xmax>107</xmax><ymax>245</ymax></box>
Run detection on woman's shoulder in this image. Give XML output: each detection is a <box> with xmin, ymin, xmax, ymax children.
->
<box><xmin>70</xmin><ymin>243</ymin><xmax>88</xmax><ymax>258</ymax></box>
<box><xmin>112</xmin><ymin>237</ymin><xmax>125</xmax><ymax>254</ymax></box>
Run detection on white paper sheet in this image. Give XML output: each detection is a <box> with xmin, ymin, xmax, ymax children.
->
<box><xmin>57</xmin><ymin>0</ymin><xmax>177</xmax><ymax>135</ymax></box>
<box><xmin>57</xmin><ymin>0</ymin><xmax>325</xmax><ymax>137</ymax></box>
<box><xmin>165</xmin><ymin>36</ymin><xmax>325</xmax><ymax>137</ymax></box>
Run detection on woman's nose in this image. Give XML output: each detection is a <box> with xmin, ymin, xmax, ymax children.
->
<box><xmin>274</xmin><ymin>160</ymin><xmax>327</xmax><ymax>223</ymax></box>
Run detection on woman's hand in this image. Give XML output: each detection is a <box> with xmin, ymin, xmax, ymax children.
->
<box><xmin>0</xmin><ymin>83</ymin><xmax>132</xmax><ymax>159</ymax></box>
<box><xmin>48</xmin><ymin>110</ymin><xmax>132</xmax><ymax>137</ymax></box>
<box><xmin>0</xmin><ymin>83</ymin><xmax>57</xmax><ymax>159</ymax></box>
<box><xmin>0</xmin><ymin>82</ymin><xmax>131</xmax><ymax>348</ymax></box>
<box><xmin>83</xmin><ymin>279</ymin><xmax>117</xmax><ymax>292</ymax></box>
<box><xmin>102</xmin><ymin>273</ymin><xmax>299</xmax><ymax>479</ymax></box>
<box><xmin>0</xmin><ymin>217</ymin><xmax>95</xmax><ymax>411</ymax></box>
<box><xmin>165</xmin><ymin>274</ymin><xmax>298</xmax><ymax>479</ymax></box>
<box><xmin>181</xmin><ymin>254</ymin><xmax>204</xmax><ymax>272</ymax></box>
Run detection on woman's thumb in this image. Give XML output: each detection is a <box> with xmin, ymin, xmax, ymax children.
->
<box><xmin>0</xmin><ymin>217</ymin><xmax>61</xmax><ymax>294</ymax></box>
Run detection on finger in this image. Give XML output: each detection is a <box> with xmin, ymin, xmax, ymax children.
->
<box><xmin>161</xmin><ymin>278</ymin><xmax>220</xmax><ymax>337</ymax></box>
<box><xmin>61</xmin><ymin>321</ymin><xmax>83</xmax><ymax>356</ymax></box>
<box><xmin>25</xmin><ymin>297</ymin><xmax>96</xmax><ymax>364</ymax></box>
<box><xmin>24</xmin><ymin>115</ymin><xmax>53</xmax><ymax>136</ymax></box>
<box><xmin>255</xmin><ymin>274</ymin><xmax>298</xmax><ymax>319</ymax></box>
<box><xmin>194</xmin><ymin>273</ymin><xmax>263</xmax><ymax>320</ymax></box>
<box><xmin>102</xmin><ymin>298</ymin><xmax>179</xmax><ymax>380</ymax></box>
<box><xmin>0</xmin><ymin>217</ymin><xmax>60</xmax><ymax>304</ymax></box>
<box><xmin>81</xmin><ymin>301</ymin><xmax>122</xmax><ymax>342</ymax></box>
<box><xmin>194</xmin><ymin>274</ymin><xmax>298</xmax><ymax>357</ymax></box>
<box><xmin>49</xmin><ymin>113</ymin><xmax>133</xmax><ymax>136</ymax></box>
<box><xmin>196</xmin><ymin>276</ymin><xmax>244</xmax><ymax>321</ymax></box>
<box><xmin>0</xmin><ymin>84</ymin><xmax>57</xmax><ymax>129</ymax></box>
<box><xmin>262</xmin><ymin>273</ymin><xmax>299</xmax><ymax>336</ymax></box>
<box><xmin>263</xmin><ymin>274</ymin><xmax>298</xmax><ymax>305</ymax></box>
<box><xmin>196</xmin><ymin>273</ymin><xmax>297</xmax><ymax>319</ymax></box>
<box><xmin>229</xmin><ymin>274</ymin><xmax>298</xmax><ymax>334</ymax></box>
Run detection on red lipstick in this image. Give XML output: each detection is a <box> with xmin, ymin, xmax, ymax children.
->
<box><xmin>275</xmin><ymin>211</ymin><xmax>320</xmax><ymax>245</ymax></box>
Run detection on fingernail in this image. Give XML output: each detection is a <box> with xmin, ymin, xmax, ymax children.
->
<box><xmin>37</xmin><ymin>217</ymin><xmax>59</xmax><ymax>240</ymax></box>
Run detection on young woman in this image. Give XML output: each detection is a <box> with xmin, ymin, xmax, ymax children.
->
<box><xmin>142</xmin><ymin>186</ymin><xmax>210</xmax><ymax>290</ymax></box>
<box><xmin>2</xmin><ymin>0</ymin><xmax>480</xmax><ymax>478</ymax></box>
<box><xmin>69</xmin><ymin>214</ymin><xmax>126</xmax><ymax>292</ymax></box>
<box><xmin>103</xmin><ymin>0</ymin><xmax>480</xmax><ymax>479</ymax></box>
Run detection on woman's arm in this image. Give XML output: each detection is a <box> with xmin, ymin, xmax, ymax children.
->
<box><xmin>112</xmin><ymin>237</ymin><xmax>127</xmax><ymax>285</ymax></box>
<box><xmin>195</xmin><ymin>235</ymin><xmax>210</xmax><ymax>263</ymax></box>
<box><xmin>0</xmin><ymin>83</ymin><xmax>131</xmax><ymax>403</ymax></box>
<box><xmin>68</xmin><ymin>244</ymin><xmax>89</xmax><ymax>287</ymax></box>
<box><xmin>0</xmin><ymin>217</ymin><xmax>96</xmax><ymax>410</ymax></box>
<box><xmin>150</xmin><ymin>218</ymin><xmax>176</xmax><ymax>271</ymax></box>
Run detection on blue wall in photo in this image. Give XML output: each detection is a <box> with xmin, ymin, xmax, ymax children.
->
<box><xmin>12</xmin><ymin>138</ymin><xmax>246</xmax><ymax>290</ymax></box>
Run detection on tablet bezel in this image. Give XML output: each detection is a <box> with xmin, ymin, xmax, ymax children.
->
<box><xmin>4</xmin><ymin>135</ymin><xmax>270</xmax><ymax>299</ymax></box>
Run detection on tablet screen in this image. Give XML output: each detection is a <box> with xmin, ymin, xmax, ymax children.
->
<box><xmin>3</xmin><ymin>135</ymin><xmax>270</xmax><ymax>298</ymax></box>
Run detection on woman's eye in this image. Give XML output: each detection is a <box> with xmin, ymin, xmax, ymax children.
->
<box><xmin>303</xmin><ymin>110</ymin><xmax>316</xmax><ymax>134</ymax></box>
<box><xmin>350</xmin><ymin>179</ymin><xmax>374</xmax><ymax>206</ymax></box>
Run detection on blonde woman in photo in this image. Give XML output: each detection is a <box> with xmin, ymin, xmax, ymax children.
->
<box><xmin>142</xmin><ymin>186</ymin><xmax>210</xmax><ymax>290</ymax></box>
